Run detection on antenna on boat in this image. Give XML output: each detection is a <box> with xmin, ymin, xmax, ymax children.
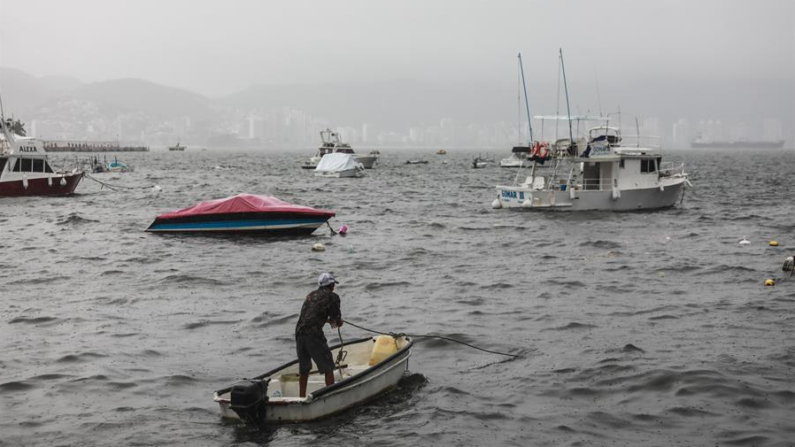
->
<box><xmin>518</xmin><ymin>53</ymin><xmax>534</xmax><ymax>144</ymax></box>
<box><xmin>559</xmin><ymin>49</ymin><xmax>575</xmax><ymax>148</ymax></box>
<box><xmin>594</xmin><ymin>69</ymin><xmax>603</xmax><ymax>117</ymax></box>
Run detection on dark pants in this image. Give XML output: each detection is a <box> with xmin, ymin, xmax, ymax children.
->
<box><xmin>296</xmin><ymin>333</ymin><xmax>335</xmax><ymax>375</ymax></box>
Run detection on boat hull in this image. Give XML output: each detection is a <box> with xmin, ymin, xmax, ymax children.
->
<box><xmin>146</xmin><ymin>211</ymin><xmax>332</xmax><ymax>234</ymax></box>
<box><xmin>354</xmin><ymin>154</ymin><xmax>378</xmax><ymax>169</ymax></box>
<box><xmin>499</xmin><ymin>159</ymin><xmax>532</xmax><ymax>168</ymax></box>
<box><xmin>496</xmin><ymin>178</ymin><xmax>686</xmax><ymax>211</ymax></box>
<box><xmin>0</xmin><ymin>172</ymin><xmax>83</xmax><ymax>197</ymax></box>
<box><xmin>314</xmin><ymin>169</ymin><xmax>363</xmax><ymax>178</ymax></box>
<box><xmin>214</xmin><ymin>337</ymin><xmax>412</xmax><ymax>423</ymax></box>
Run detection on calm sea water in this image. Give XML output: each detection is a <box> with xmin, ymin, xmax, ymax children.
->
<box><xmin>1</xmin><ymin>148</ymin><xmax>794</xmax><ymax>447</ymax></box>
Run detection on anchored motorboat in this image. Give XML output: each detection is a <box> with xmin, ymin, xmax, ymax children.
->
<box><xmin>494</xmin><ymin>49</ymin><xmax>689</xmax><ymax>211</ymax></box>
<box><xmin>169</xmin><ymin>140</ymin><xmax>186</xmax><ymax>151</ymax></box>
<box><xmin>89</xmin><ymin>156</ymin><xmax>133</xmax><ymax>173</ymax></box>
<box><xmin>145</xmin><ymin>194</ymin><xmax>335</xmax><ymax>234</ymax></box>
<box><xmin>0</xmin><ymin>118</ymin><xmax>83</xmax><ymax>197</ymax></box>
<box><xmin>314</xmin><ymin>152</ymin><xmax>365</xmax><ymax>178</ymax></box>
<box><xmin>494</xmin><ymin>125</ymin><xmax>689</xmax><ymax>210</ymax></box>
<box><xmin>213</xmin><ymin>335</ymin><xmax>413</xmax><ymax>423</ymax></box>
<box><xmin>499</xmin><ymin>146</ymin><xmax>533</xmax><ymax>168</ymax></box>
<box><xmin>302</xmin><ymin>129</ymin><xmax>377</xmax><ymax>169</ymax></box>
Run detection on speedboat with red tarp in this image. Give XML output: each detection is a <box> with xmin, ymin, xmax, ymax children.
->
<box><xmin>145</xmin><ymin>194</ymin><xmax>335</xmax><ymax>234</ymax></box>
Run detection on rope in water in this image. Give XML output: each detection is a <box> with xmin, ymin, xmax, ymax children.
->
<box><xmin>83</xmin><ymin>172</ymin><xmax>157</xmax><ymax>191</ymax></box>
<box><xmin>342</xmin><ymin>319</ymin><xmax>520</xmax><ymax>358</ymax></box>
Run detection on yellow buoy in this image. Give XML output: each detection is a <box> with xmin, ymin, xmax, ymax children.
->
<box><xmin>769</xmin><ymin>241</ymin><xmax>779</xmax><ymax>247</ymax></box>
<box><xmin>764</xmin><ymin>279</ymin><xmax>775</xmax><ymax>286</ymax></box>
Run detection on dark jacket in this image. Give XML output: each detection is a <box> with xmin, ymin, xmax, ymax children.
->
<box><xmin>295</xmin><ymin>286</ymin><xmax>341</xmax><ymax>338</ymax></box>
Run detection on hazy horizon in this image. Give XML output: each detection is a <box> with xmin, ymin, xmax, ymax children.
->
<box><xmin>0</xmin><ymin>0</ymin><xmax>792</xmax><ymax>147</ymax></box>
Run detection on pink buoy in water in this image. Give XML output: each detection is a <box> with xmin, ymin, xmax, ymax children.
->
<box><xmin>339</xmin><ymin>225</ymin><xmax>349</xmax><ymax>235</ymax></box>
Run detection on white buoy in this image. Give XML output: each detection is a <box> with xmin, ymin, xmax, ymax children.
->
<box><xmin>311</xmin><ymin>243</ymin><xmax>325</xmax><ymax>252</ymax></box>
<box><xmin>59</xmin><ymin>177</ymin><xmax>67</xmax><ymax>186</ymax></box>
<box><xmin>152</xmin><ymin>185</ymin><xmax>162</xmax><ymax>194</ymax></box>
<box><xmin>491</xmin><ymin>198</ymin><xmax>502</xmax><ymax>209</ymax></box>
<box><xmin>22</xmin><ymin>177</ymin><xmax>28</xmax><ymax>189</ymax></box>
<box><xmin>521</xmin><ymin>199</ymin><xmax>533</xmax><ymax>208</ymax></box>
<box><xmin>47</xmin><ymin>177</ymin><xmax>53</xmax><ymax>187</ymax></box>
<box><xmin>739</xmin><ymin>238</ymin><xmax>750</xmax><ymax>245</ymax></box>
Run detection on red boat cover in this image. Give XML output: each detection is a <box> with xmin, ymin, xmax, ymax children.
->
<box><xmin>156</xmin><ymin>194</ymin><xmax>335</xmax><ymax>219</ymax></box>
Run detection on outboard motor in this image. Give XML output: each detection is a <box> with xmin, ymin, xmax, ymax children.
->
<box><xmin>229</xmin><ymin>379</ymin><xmax>269</xmax><ymax>424</ymax></box>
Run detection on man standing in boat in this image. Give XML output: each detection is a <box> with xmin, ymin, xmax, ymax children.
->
<box><xmin>295</xmin><ymin>272</ymin><xmax>343</xmax><ymax>397</ymax></box>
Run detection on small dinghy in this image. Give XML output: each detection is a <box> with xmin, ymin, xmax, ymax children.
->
<box><xmin>213</xmin><ymin>335</ymin><xmax>413</xmax><ymax>423</ymax></box>
<box><xmin>145</xmin><ymin>194</ymin><xmax>334</xmax><ymax>234</ymax></box>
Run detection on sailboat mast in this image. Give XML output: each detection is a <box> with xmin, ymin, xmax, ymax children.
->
<box><xmin>559</xmin><ymin>48</ymin><xmax>575</xmax><ymax>146</ymax></box>
<box><xmin>518</xmin><ymin>53</ymin><xmax>534</xmax><ymax>143</ymax></box>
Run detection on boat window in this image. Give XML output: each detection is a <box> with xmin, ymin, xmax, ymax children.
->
<box><xmin>20</xmin><ymin>158</ymin><xmax>33</xmax><ymax>172</ymax></box>
<box><xmin>32</xmin><ymin>159</ymin><xmax>44</xmax><ymax>172</ymax></box>
<box><xmin>619</xmin><ymin>159</ymin><xmax>625</xmax><ymax>169</ymax></box>
<box><xmin>44</xmin><ymin>160</ymin><xmax>54</xmax><ymax>173</ymax></box>
<box><xmin>0</xmin><ymin>158</ymin><xmax>6</xmax><ymax>172</ymax></box>
<box><xmin>640</xmin><ymin>159</ymin><xmax>656</xmax><ymax>173</ymax></box>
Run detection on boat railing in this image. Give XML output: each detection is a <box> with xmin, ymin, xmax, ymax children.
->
<box><xmin>618</xmin><ymin>135</ymin><xmax>663</xmax><ymax>149</ymax></box>
<box><xmin>580</xmin><ymin>178</ymin><xmax>613</xmax><ymax>191</ymax></box>
<box><xmin>658</xmin><ymin>162</ymin><xmax>685</xmax><ymax>177</ymax></box>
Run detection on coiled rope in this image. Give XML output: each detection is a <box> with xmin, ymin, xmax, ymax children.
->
<box><xmin>343</xmin><ymin>319</ymin><xmax>520</xmax><ymax>358</ymax></box>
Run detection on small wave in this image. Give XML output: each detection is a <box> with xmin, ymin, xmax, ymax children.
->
<box><xmin>158</xmin><ymin>275</ymin><xmax>228</xmax><ymax>286</ymax></box>
<box><xmin>166</xmin><ymin>374</ymin><xmax>199</xmax><ymax>385</ymax></box>
<box><xmin>183</xmin><ymin>319</ymin><xmax>238</xmax><ymax>330</ymax></box>
<box><xmin>364</xmin><ymin>281</ymin><xmax>412</xmax><ymax>291</ymax></box>
<box><xmin>546</xmin><ymin>322</ymin><xmax>597</xmax><ymax>331</ymax></box>
<box><xmin>621</xmin><ymin>344</ymin><xmax>645</xmax><ymax>353</ymax></box>
<box><xmin>0</xmin><ymin>381</ymin><xmax>34</xmax><ymax>392</ymax></box>
<box><xmin>735</xmin><ymin>397</ymin><xmax>776</xmax><ymax>409</ymax></box>
<box><xmin>56</xmin><ymin>213</ymin><xmax>98</xmax><ymax>225</ymax></box>
<box><xmin>8</xmin><ymin>316</ymin><xmax>60</xmax><ymax>325</ymax></box>
<box><xmin>579</xmin><ymin>240</ymin><xmax>622</xmax><ymax>249</ymax></box>
<box><xmin>30</xmin><ymin>373</ymin><xmax>74</xmax><ymax>380</ymax></box>
<box><xmin>666</xmin><ymin>406</ymin><xmax>717</xmax><ymax>417</ymax></box>
<box><xmin>721</xmin><ymin>435</ymin><xmax>771</xmax><ymax>446</ymax></box>
<box><xmin>57</xmin><ymin>352</ymin><xmax>108</xmax><ymax>363</ymax></box>
<box><xmin>479</xmin><ymin>282</ymin><xmax>513</xmax><ymax>290</ymax></box>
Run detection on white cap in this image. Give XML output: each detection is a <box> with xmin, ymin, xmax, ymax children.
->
<box><xmin>318</xmin><ymin>272</ymin><xmax>339</xmax><ymax>287</ymax></box>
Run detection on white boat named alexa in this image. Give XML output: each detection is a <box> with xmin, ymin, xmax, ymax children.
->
<box><xmin>302</xmin><ymin>129</ymin><xmax>378</xmax><ymax>169</ymax></box>
<box><xmin>213</xmin><ymin>335</ymin><xmax>413</xmax><ymax>423</ymax></box>
<box><xmin>314</xmin><ymin>152</ymin><xmax>365</xmax><ymax>178</ymax></box>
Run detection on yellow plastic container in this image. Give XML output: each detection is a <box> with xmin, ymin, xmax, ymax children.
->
<box><xmin>368</xmin><ymin>335</ymin><xmax>398</xmax><ymax>366</ymax></box>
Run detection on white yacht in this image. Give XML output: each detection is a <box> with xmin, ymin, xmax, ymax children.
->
<box><xmin>302</xmin><ymin>129</ymin><xmax>377</xmax><ymax>169</ymax></box>
<box><xmin>493</xmin><ymin>125</ymin><xmax>689</xmax><ymax>211</ymax></box>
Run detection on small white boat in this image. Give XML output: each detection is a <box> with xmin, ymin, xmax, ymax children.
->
<box><xmin>499</xmin><ymin>146</ymin><xmax>533</xmax><ymax>168</ymax></box>
<box><xmin>213</xmin><ymin>335</ymin><xmax>413</xmax><ymax>423</ymax></box>
<box><xmin>314</xmin><ymin>152</ymin><xmax>365</xmax><ymax>178</ymax></box>
<box><xmin>302</xmin><ymin>129</ymin><xmax>377</xmax><ymax>169</ymax></box>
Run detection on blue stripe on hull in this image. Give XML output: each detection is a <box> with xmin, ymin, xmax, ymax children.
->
<box><xmin>147</xmin><ymin>218</ymin><xmax>328</xmax><ymax>232</ymax></box>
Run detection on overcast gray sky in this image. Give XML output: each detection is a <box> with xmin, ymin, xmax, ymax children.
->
<box><xmin>1</xmin><ymin>0</ymin><xmax>792</xmax><ymax>97</ymax></box>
